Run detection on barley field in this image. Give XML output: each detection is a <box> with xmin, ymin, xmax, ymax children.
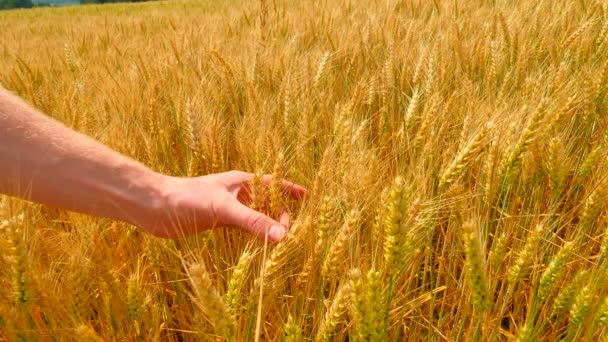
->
<box><xmin>2</xmin><ymin>0</ymin><xmax>608</xmax><ymax>340</ymax></box>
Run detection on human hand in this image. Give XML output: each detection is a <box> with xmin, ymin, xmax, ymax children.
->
<box><xmin>141</xmin><ymin>171</ymin><xmax>308</xmax><ymax>242</ymax></box>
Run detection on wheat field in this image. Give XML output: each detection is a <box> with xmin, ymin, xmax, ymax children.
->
<box><xmin>2</xmin><ymin>0</ymin><xmax>608</xmax><ymax>340</ymax></box>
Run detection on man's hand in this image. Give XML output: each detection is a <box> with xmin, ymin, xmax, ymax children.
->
<box><xmin>0</xmin><ymin>88</ymin><xmax>307</xmax><ymax>242</ymax></box>
<box><xmin>147</xmin><ymin>171</ymin><xmax>308</xmax><ymax>242</ymax></box>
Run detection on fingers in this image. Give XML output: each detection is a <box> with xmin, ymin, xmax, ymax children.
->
<box><xmin>260</xmin><ymin>175</ymin><xmax>309</xmax><ymax>200</ymax></box>
<box><xmin>279</xmin><ymin>210</ymin><xmax>290</xmax><ymax>227</ymax></box>
<box><xmin>226</xmin><ymin>171</ymin><xmax>308</xmax><ymax>200</ymax></box>
<box><xmin>223</xmin><ymin>200</ymin><xmax>286</xmax><ymax>242</ymax></box>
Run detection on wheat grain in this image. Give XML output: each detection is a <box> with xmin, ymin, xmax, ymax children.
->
<box><xmin>383</xmin><ymin>177</ymin><xmax>407</xmax><ymax>278</ymax></box>
<box><xmin>439</xmin><ymin>124</ymin><xmax>490</xmax><ymax>192</ymax></box>
<box><xmin>537</xmin><ymin>241</ymin><xmax>574</xmax><ymax>301</ymax></box>
<box><xmin>225</xmin><ymin>251</ymin><xmax>253</xmax><ymax>320</ymax></box>
<box><xmin>322</xmin><ymin>210</ymin><xmax>359</xmax><ymax>283</ymax></box>
<box><xmin>188</xmin><ymin>263</ymin><xmax>234</xmax><ymax>339</ymax></box>
<box><xmin>569</xmin><ymin>286</ymin><xmax>593</xmax><ymax>327</ymax></box>
<box><xmin>316</xmin><ymin>282</ymin><xmax>350</xmax><ymax>342</ymax></box>
<box><xmin>462</xmin><ymin>222</ymin><xmax>491</xmax><ymax>313</ymax></box>
<box><xmin>508</xmin><ymin>224</ymin><xmax>544</xmax><ymax>284</ymax></box>
<box><xmin>552</xmin><ymin>270</ymin><xmax>589</xmax><ymax>317</ymax></box>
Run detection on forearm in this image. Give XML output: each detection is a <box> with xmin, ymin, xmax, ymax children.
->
<box><xmin>0</xmin><ymin>88</ymin><xmax>164</xmax><ymax>226</ymax></box>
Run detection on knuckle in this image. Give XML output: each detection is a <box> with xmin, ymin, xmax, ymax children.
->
<box><xmin>227</xmin><ymin>170</ymin><xmax>250</xmax><ymax>180</ymax></box>
<box><xmin>246</xmin><ymin>213</ymin><xmax>267</xmax><ymax>232</ymax></box>
<box><xmin>226</xmin><ymin>170</ymin><xmax>240</xmax><ymax>177</ymax></box>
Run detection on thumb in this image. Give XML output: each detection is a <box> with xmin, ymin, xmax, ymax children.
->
<box><xmin>223</xmin><ymin>200</ymin><xmax>286</xmax><ymax>242</ymax></box>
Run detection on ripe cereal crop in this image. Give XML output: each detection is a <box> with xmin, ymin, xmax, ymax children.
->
<box><xmin>2</xmin><ymin>0</ymin><xmax>608</xmax><ymax>340</ymax></box>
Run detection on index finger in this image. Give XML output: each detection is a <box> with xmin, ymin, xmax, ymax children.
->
<box><xmin>260</xmin><ymin>175</ymin><xmax>308</xmax><ymax>200</ymax></box>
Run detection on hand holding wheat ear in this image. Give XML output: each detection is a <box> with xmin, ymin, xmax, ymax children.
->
<box><xmin>149</xmin><ymin>171</ymin><xmax>308</xmax><ymax>241</ymax></box>
<box><xmin>0</xmin><ymin>89</ymin><xmax>307</xmax><ymax>242</ymax></box>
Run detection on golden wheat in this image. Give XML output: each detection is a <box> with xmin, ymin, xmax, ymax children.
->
<box><xmin>3</xmin><ymin>0</ymin><xmax>608</xmax><ymax>340</ymax></box>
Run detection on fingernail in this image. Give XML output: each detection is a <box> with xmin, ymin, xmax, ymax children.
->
<box><xmin>269</xmin><ymin>225</ymin><xmax>286</xmax><ymax>241</ymax></box>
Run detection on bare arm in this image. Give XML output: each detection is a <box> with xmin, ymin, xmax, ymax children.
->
<box><xmin>0</xmin><ymin>88</ymin><xmax>163</xmax><ymax>226</ymax></box>
<box><xmin>0</xmin><ymin>89</ymin><xmax>306</xmax><ymax>241</ymax></box>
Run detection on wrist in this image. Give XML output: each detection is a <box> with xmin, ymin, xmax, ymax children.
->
<box><xmin>104</xmin><ymin>165</ymin><xmax>169</xmax><ymax>230</ymax></box>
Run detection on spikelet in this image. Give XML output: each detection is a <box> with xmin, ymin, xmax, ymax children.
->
<box><xmin>297</xmin><ymin>252</ymin><xmax>320</xmax><ymax>293</ymax></box>
<box><xmin>579</xmin><ymin>183</ymin><xmax>607</xmax><ymax>229</ymax></box>
<box><xmin>438</xmin><ymin>125</ymin><xmax>489</xmax><ymax>192</ymax></box>
<box><xmin>335</xmin><ymin>104</ymin><xmax>353</xmax><ymax>169</ymax></box>
<box><xmin>458</xmin><ymin>113</ymin><xmax>472</xmax><ymax>149</ymax></box>
<box><xmin>595</xmin><ymin>297</ymin><xmax>608</xmax><ymax>327</ymax></box>
<box><xmin>482</xmin><ymin>142</ymin><xmax>499</xmax><ymax>200</ymax></box>
<box><xmin>515</xmin><ymin>322</ymin><xmax>533</xmax><ymax>342</ymax></box>
<box><xmin>146</xmin><ymin>99</ymin><xmax>158</xmax><ymax>139</ymax></box>
<box><xmin>250</xmin><ymin>172</ymin><xmax>266</xmax><ymax>212</ymax></box>
<box><xmin>404</xmin><ymin>88</ymin><xmax>421</xmax><ymax>129</ymax></box>
<box><xmin>70</xmin><ymin>260</ymin><xmax>92</xmax><ymax>320</ymax></box>
<box><xmin>497</xmin><ymin>13</ymin><xmax>512</xmax><ymax>58</ymax></box>
<box><xmin>261</xmin><ymin>219</ymin><xmax>309</xmax><ymax>293</ymax></box>
<box><xmin>595</xmin><ymin>19</ymin><xmax>608</xmax><ymax>48</ymax></box>
<box><xmin>184</xmin><ymin>103</ymin><xmax>200</xmax><ymax>171</ymax></box>
<box><xmin>595</xmin><ymin>60</ymin><xmax>608</xmax><ymax>102</ymax></box>
<box><xmin>367</xmin><ymin>74</ymin><xmax>378</xmax><ymax>106</ymax></box>
<box><xmin>551</xmin><ymin>270</ymin><xmax>588</xmax><ymax>317</ymax></box>
<box><xmin>188</xmin><ymin>263</ymin><xmax>234</xmax><ymax>339</ymax></box>
<box><xmin>462</xmin><ymin>222</ymin><xmax>491</xmax><ymax>313</ymax></box>
<box><xmin>283</xmin><ymin>77</ymin><xmax>294</xmax><ymax>130</ymax></box>
<box><xmin>600</xmin><ymin>215</ymin><xmax>608</xmax><ymax>259</ymax></box>
<box><xmin>363</xmin><ymin>269</ymin><xmax>385</xmax><ymax>340</ymax></box>
<box><xmin>537</xmin><ymin>241</ymin><xmax>574</xmax><ymax>301</ymax></box>
<box><xmin>508</xmin><ymin>225</ymin><xmax>544</xmax><ymax>284</ymax></box>
<box><xmin>383</xmin><ymin>177</ymin><xmax>407</xmax><ymax>278</ymax></box>
<box><xmin>349</xmin><ymin>269</ymin><xmax>368</xmax><ymax>339</ymax></box>
<box><xmin>144</xmin><ymin>238</ymin><xmax>162</xmax><ymax>269</ymax></box>
<box><xmin>490</xmin><ymin>40</ymin><xmax>499</xmax><ymax>83</ymax></box>
<box><xmin>489</xmin><ymin>233</ymin><xmax>509</xmax><ymax>271</ymax></box>
<box><xmin>318</xmin><ymin>196</ymin><xmax>335</xmax><ymax>244</ymax></box>
<box><xmin>425</xmin><ymin>53</ymin><xmax>435</xmax><ymax>96</ymax></box>
<box><xmin>315</xmin><ymin>282</ymin><xmax>350</xmax><ymax>342</ymax></box>
<box><xmin>313</xmin><ymin>52</ymin><xmax>330</xmax><ymax>90</ymax></box>
<box><xmin>126</xmin><ymin>274</ymin><xmax>143</xmax><ymax>325</ymax></box>
<box><xmin>351</xmin><ymin>119</ymin><xmax>368</xmax><ymax>151</ymax></box>
<box><xmin>64</xmin><ymin>43</ymin><xmax>77</xmax><ymax>73</ymax></box>
<box><xmin>500</xmin><ymin>99</ymin><xmax>548</xmax><ymax>181</ymax></box>
<box><xmin>549</xmin><ymin>95</ymin><xmax>576</xmax><ymax>131</ymax></box>
<box><xmin>322</xmin><ymin>210</ymin><xmax>359</xmax><ymax>283</ymax></box>
<box><xmin>569</xmin><ymin>286</ymin><xmax>593</xmax><ymax>327</ymax></box>
<box><xmin>299</xmin><ymin>201</ymin><xmax>334</xmax><ymax>288</ymax></box>
<box><xmin>382</xmin><ymin>42</ymin><xmax>395</xmax><ymax>106</ymax></box>
<box><xmin>412</xmin><ymin>48</ymin><xmax>428</xmax><ymax>86</ymax></box>
<box><xmin>270</xmin><ymin>153</ymin><xmax>284</xmax><ymax>218</ymax></box>
<box><xmin>283</xmin><ymin>315</ymin><xmax>303</xmax><ymax>342</ymax></box>
<box><xmin>8</xmin><ymin>223</ymin><xmax>28</xmax><ymax>306</ymax></box>
<box><xmin>183</xmin><ymin>100</ymin><xmax>200</xmax><ymax>153</ymax></box>
<box><xmin>210</xmin><ymin>50</ymin><xmax>236</xmax><ymax>85</ymax></box>
<box><xmin>414</xmin><ymin>94</ymin><xmax>439</xmax><ymax>151</ymax></box>
<box><xmin>225</xmin><ymin>251</ymin><xmax>253</xmax><ymax>320</ymax></box>
<box><xmin>561</xmin><ymin>20</ymin><xmax>593</xmax><ymax>50</ymax></box>
<box><xmin>578</xmin><ymin>148</ymin><xmax>600</xmax><ymax>182</ymax></box>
